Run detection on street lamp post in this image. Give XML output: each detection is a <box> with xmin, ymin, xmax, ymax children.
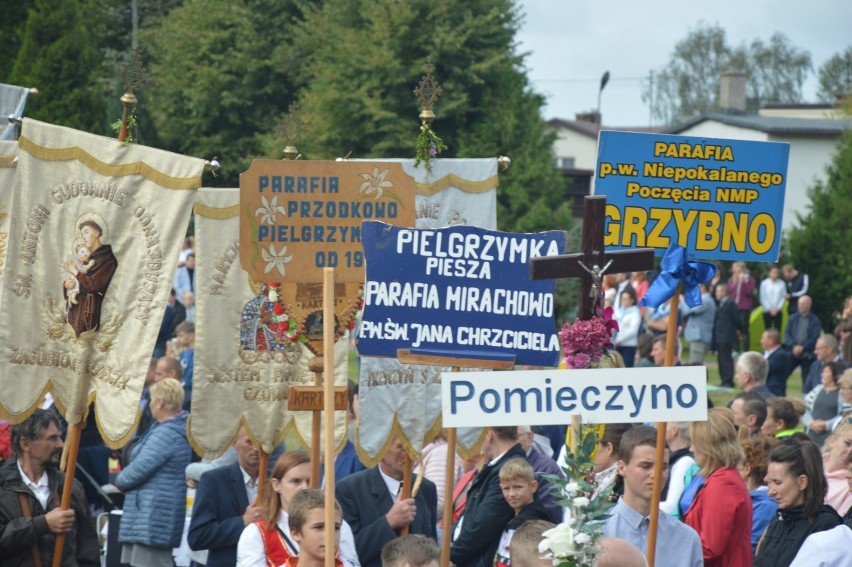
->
<box><xmin>597</xmin><ymin>70</ymin><xmax>610</xmax><ymax>129</ymax></box>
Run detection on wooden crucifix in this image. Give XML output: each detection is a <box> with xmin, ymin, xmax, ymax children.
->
<box><xmin>530</xmin><ymin>195</ymin><xmax>655</xmax><ymax>320</ymax></box>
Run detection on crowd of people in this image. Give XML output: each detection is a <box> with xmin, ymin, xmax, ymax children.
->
<box><xmin>2</xmin><ymin>242</ymin><xmax>852</xmax><ymax>567</ymax></box>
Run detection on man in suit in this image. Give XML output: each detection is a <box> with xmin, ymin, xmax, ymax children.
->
<box><xmin>783</xmin><ymin>295</ymin><xmax>822</xmax><ymax>387</ymax></box>
<box><xmin>713</xmin><ymin>283</ymin><xmax>742</xmax><ymax>387</ymax></box>
<box><xmin>761</xmin><ymin>329</ymin><xmax>793</xmax><ymax>396</ymax></box>
<box><xmin>451</xmin><ymin>426</ymin><xmax>527</xmax><ymax>567</ymax></box>
<box><xmin>802</xmin><ymin>334</ymin><xmax>847</xmax><ymax>394</ymax></box>
<box><xmin>336</xmin><ymin>437</ymin><xmax>437</xmax><ymax>567</ymax></box>
<box><xmin>188</xmin><ymin>427</ymin><xmax>263</xmax><ymax>567</ymax></box>
<box><xmin>679</xmin><ymin>284</ymin><xmax>716</xmax><ymax>364</ymax></box>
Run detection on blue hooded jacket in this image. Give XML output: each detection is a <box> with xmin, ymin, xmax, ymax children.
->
<box><xmin>750</xmin><ymin>487</ymin><xmax>778</xmax><ymax>553</ymax></box>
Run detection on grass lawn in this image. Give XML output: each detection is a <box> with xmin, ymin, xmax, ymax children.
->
<box><xmin>702</xmin><ymin>348</ymin><xmax>803</xmax><ymax>408</ymax></box>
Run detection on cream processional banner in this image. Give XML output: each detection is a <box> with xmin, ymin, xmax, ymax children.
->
<box><xmin>354</xmin><ymin>158</ymin><xmax>498</xmax><ymax>465</ymax></box>
<box><xmin>0</xmin><ymin>141</ymin><xmax>17</xmax><ymax>311</ymax></box>
<box><xmin>189</xmin><ymin>188</ymin><xmax>349</xmax><ymax>456</ymax></box>
<box><xmin>0</xmin><ymin>120</ymin><xmax>205</xmax><ymax>447</ymax></box>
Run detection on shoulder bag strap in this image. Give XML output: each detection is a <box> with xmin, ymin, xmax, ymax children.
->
<box><xmin>18</xmin><ymin>492</ymin><xmax>44</xmax><ymax>567</ymax></box>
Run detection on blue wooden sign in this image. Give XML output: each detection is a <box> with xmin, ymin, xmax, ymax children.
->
<box><xmin>595</xmin><ymin>131</ymin><xmax>789</xmax><ymax>262</ymax></box>
<box><xmin>356</xmin><ymin>221</ymin><xmax>567</xmax><ymax>367</ymax></box>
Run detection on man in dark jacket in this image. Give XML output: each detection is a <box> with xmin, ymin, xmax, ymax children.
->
<box><xmin>188</xmin><ymin>427</ymin><xmax>263</xmax><ymax>566</ymax></box>
<box><xmin>783</xmin><ymin>295</ymin><xmax>822</xmax><ymax>387</ymax></box>
<box><xmin>450</xmin><ymin>426</ymin><xmax>527</xmax><ymax>567</ymax></box>
<box><xmin>713</xmin><ymin>283</ymin><xmax>742</xmax><ymax>387</ymax></box>
<box><xmin>336</xmin><ymin>437</ymin><xmax>437</xmax><ymax>567</ymax></box>
<box><xmin>0</xmin><ymin>409</ymin><xmax>99</xmax><ymax>567</ymax></box>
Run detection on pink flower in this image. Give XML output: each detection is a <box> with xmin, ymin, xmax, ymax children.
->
<box><xmin>559</xmin><ymin>314</ymin><xmax>616</xmax><ymax>365</ymax></box>
<box><xmin>566</xmin><ymin>353</ymin><xmax>591</xmax><ymax>369</ymax></box>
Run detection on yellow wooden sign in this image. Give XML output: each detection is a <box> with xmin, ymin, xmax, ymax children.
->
<box><xmin>240</xmin><ymin>160</ymin><xmax>415</xmax><ymax>283</ymax></box>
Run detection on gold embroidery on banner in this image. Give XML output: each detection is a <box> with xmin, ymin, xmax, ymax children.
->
<box><xmin>194</xmin><ymin>202</ymin><xmax>240</xmax><ymax>219</ymax></box>
<box><xmin>0</xmin><ymin>156</ymin><xmax>16</xmax><ymax>168</ymax></box>
<box><xmin>18</xmin><ymin>136</ymin><xmax>201</xmax><ymax>190</ymax></box>
<box><xmin>415</xmin><ymin>174</ymin><xmax>498</xmax><ymax>196</ymax></box>
<box><xmin>43</xmin><ymin>296</ymin><xmax>123</xmax><ymax>352</ymax></box>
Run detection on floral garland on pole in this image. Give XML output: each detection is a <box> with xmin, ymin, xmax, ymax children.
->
<box><xmin>540</xmin><ymin>426</ymin><xmax>615</xmax><ymax>566</ymax></box>
<box><xmin>413</xmin><ymin>62</ymin><xmax>447</xmax><ymax>172</ymax></box>
<box><xmin>542</xmin><ymin>261</ymin><xmax>618</xmax><ymax>565</ymax></box>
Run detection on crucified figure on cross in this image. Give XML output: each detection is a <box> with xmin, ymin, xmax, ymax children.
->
<box><xmin>530</xmin><ymin>195</ymin><xmax>655</xmax><ymax>321</ymax></box>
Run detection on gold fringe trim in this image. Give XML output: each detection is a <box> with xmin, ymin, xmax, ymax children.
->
<box><xmin>354</xmin><ymin>413</ymin><xmax>487</xmax><ymax>467</ymax></box>
<box><xmin>415</xmin><ymin>174</ymin><xmax>498</xmax><ymax>196</ymax></box>
<box><xmin>188</xmin><ymin>413</ymin><xmax>349</xmax><ymax>460</ymax></box>
<box><xmin>0</xmin><ymin>384</ymin><xmax>138</xmax><ymax>450</ymax></box>
<box><xmin>18</xmin><ymin>135</ymin><xmax>201</xmax><ymax>190</ymax></box>
<box><xmin>0</xmin><ymin>156</ymin><xmax>16</xmax><ymax>168</ymax></box>
<box><xmin>194</xmin><ymin>202</ymin><xmax>240</xmax><ymax>219</ymax></box>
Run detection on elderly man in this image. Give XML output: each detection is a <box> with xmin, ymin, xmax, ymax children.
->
<box><xmin>783</xmin><ymin>295</ymin><xmax>822</xmax><ymax>387</ymax></box>
<box><xmin>803</xmin><ymin>334</ymin><xmax>847</xmax><ymax>394</ymax></box>
<box><xmin>0</xmin><ymin>409</ymin><xmax>99</xmax><ymax>567</ymax></box>
<box><xmin>732</xmin><ymin>351</ymin><xmax>775</xmax><ymax>401</ymax></box>
<box><xmin>336</xmin><ymin>437</ymin><xmax>437</xmax><ymax>567</ymax></box>
<box><xmin>188</xmin><ymin>428</ymin><xmax>264</xmax><ymax>567</ymax></box>
<box><xmin>761</xmin><ymin>329</ymin><xmax>793</xmax><ymax>396</ymax></box>
<box><xmin>516</xmin><ymin>426</ymin><xmax>563</xmax><ymax>522</ymax></box>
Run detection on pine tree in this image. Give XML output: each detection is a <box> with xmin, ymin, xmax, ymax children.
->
<box><xmin>8</xmin><ymin>0</ymin><xmax>104</xmax><ymax>133</ymax></box>
<box><xmin>0</xmin><ymin>0</ymin><xmax>34</xmax><ymax>82</ymax></box>
<box><xmin>786</xmin><ymin>130</ymin><xmax>852</xmax><ymax>328</ymax></box>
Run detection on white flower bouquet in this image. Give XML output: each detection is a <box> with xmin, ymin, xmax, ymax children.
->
<box><xmin>539</xmin><ymin>427</ymin><xmax>614</xmax><ymax>567</ymax></box>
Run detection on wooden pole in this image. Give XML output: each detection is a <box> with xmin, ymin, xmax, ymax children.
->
<box><xmin>394</xmin><ymin>353</ymin><xmax>515</xmax><ymax>567</ymax></box>
<box><xmin>646</xmin><ymin>290</ymin><xmax>680</xmax><ymax>567</ymax></box>
<box><xmin>255</xmin><ymin>451</ymin><xmax>269</xmax><ymax>505</ymax></box>
<box><xmin>309</xmin><ymin>356</ymin><xmax>323</xmax><ymax>488</ymax></box>
<box><xmin>323</xmin><ymin>268</ymin><xmax>336</xmax><ymax>567</ymax></box>
<box><xmin>118</xmin><ymin>92</ymin><xmax>137</xmax><ymax>142</ymax></box>
<box><xmin>569</xmin><ymin>415</ymin><xmax>581</xmax><ymax>457</ymax></box>
<box><xmin>51</xmin><ymin>422</ymin><xmax>82</xmax><ymax>567</ymax></box>
<box><xmin>440</xmin><ymin>413</ymin><xmax>458</xmax><ymax>567</ymax></box>
<box><xmin>400</xmin><ymin>453</ymin><xmax>413</xmax><ymax>536</ymax></box>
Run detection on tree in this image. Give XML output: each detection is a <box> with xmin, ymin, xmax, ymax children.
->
<box><xmin>0</xmin><ymin>0</ymin><xmax>34</xmax><ymax>82</ymax></box>
<box><xmin>8</xmin><ymin>0</ymin><xmax>104</xmax><ymax>133</ymax></box>
<box><xmin>786</xmin><ymin>131</ymin><xmax>852</xmax><ymax>329</ymax></box>
<box><xmin>644</xmin><ymin>23</ymin><xmax>811</xmax><ymax>124</ymax></box>
<box><xmin>141</xmin><ymin>0</ymin><xmax>302</xmax><ymax>183</ymax></box>
<box><xmin>286</xmin><ymin>0</ymin><xmax>571</xmax><ymax>234</ymax></box>
<box><xmin>817</xmin><ymin>46</ymin><xmax>852</xmax><ymax>103</ymax></box>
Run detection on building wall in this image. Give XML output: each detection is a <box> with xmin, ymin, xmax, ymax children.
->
<box><xmin>670</xmin><ymin>122</ymin><xmax>838</xmax><ymax>232</ymax></box>
<box><xmin>551</xmin><ymin>127</ymin><xmax>598</xmax><ymax>170</ymax></box>
<box><xmin>769</xmin><ymin>134</ymin><xmax>838</xmax><ymax>229</ymax></box>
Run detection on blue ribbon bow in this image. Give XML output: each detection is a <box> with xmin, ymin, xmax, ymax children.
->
<box><xmin>640</xmin><ymin>245</ymin><xmax>717</xmax><ymax>309</ymax></box>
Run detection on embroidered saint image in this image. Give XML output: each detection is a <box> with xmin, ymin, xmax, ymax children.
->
<box><xmin>62</xmin><ymin>217</ymin><xmax>118</xmax><ymax>337</ymax></box>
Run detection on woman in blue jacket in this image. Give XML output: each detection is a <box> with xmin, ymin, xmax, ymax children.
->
<box><xmin>117</xmin><ymin>378</ymin><xmax>192</xmax><ymax>567</ymax></box>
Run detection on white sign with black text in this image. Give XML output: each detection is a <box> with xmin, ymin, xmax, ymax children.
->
<box><xmin>442</xmin><ymin>366</ymin><xmax>708</xmax><ymax>427</ymax></box>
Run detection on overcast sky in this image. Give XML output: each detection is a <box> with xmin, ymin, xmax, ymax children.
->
<box><xmin>516</xmin><ymin>0</ymin><xmax>852</xmax><ymax>127</ymax></box>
